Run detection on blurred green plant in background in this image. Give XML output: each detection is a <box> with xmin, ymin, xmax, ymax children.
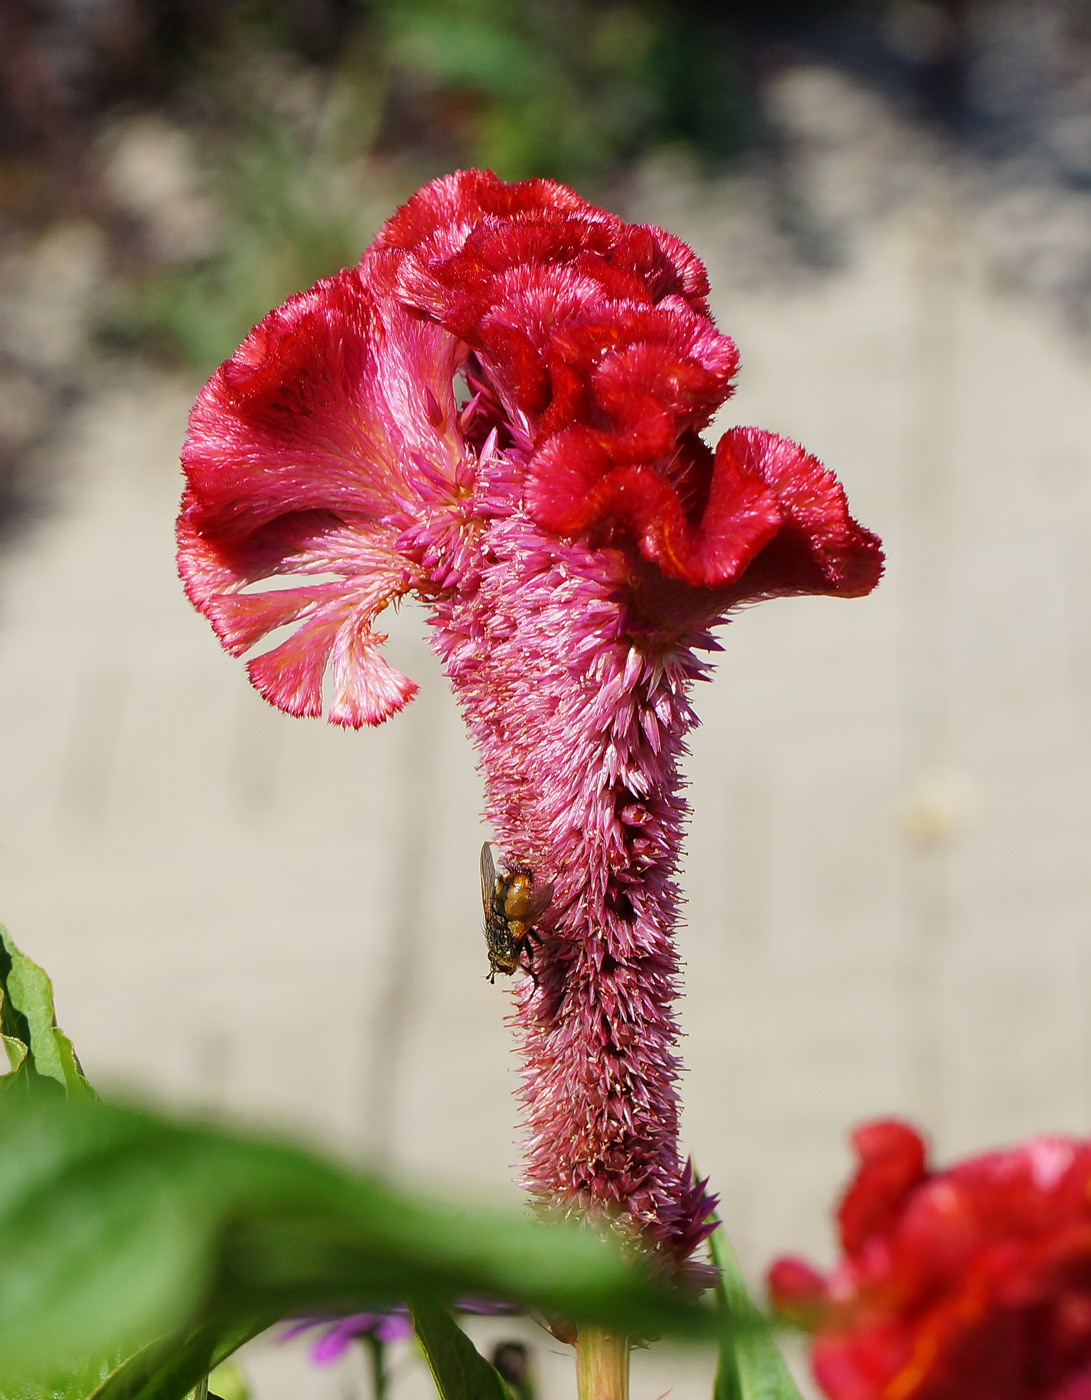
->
<box><xmin>105</xmin><ymin>7</ymin><xmax>389</xmax><ymax>371</ymax></box>
<box><xmin>0</xmin><ymin>923</ymin><xmax>750</xmax><ymax>1400</ymax></box>
<box><xmin>371</xmin><ymin>0</ymin><xmax>745</xmax><ymax>187</ymax></box>
<box><xmin>104</xmin><ymin>0</ymin><xmax>750</xmax><ymax>373</ymax></box>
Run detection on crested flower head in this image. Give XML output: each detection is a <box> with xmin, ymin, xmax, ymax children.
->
<box><xmin>179</xmin><ymin>170</ymin><xmax>882</xmax><ymax>1279</ymax></box>
<box><xmin>769</xmin><ymin>1120</ymin><xmax>1091</xmax><ymax>1400</ymax></box>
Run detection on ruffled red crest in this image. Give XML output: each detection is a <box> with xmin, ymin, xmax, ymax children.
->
<box><xmin>769</xmin><ymin>1123</ymin><xmax>1091</xmax><ymax>1400</ymax></box>
<box><xmin>385</xmin><ymin>170</ymin><xmax>881</xmax><ymax>596</ymax></box>
<box><xmin>838</xmin><ymin>1120</ymin><xmax>929</xmax><ymax>1256</ymax></box>
<box><xmin>179</xmin><ymin>169</ymin><xmax>882</xmax><ymax>726</ymax></box>
<box><xmin>178</xmin><ymin>264</ymin><xmax>464</xmax><ymax>726</ymax></box>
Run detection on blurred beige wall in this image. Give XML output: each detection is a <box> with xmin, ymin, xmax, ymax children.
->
<box><xmin>1</xmin><ymin>68</ymin><xmax>1090</xmax><ymax>1400</ymax></box>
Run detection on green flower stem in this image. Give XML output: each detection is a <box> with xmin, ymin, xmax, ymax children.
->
<box><xmin>364</xmin><ymin>1333</ymin><xmax>387</xmax><ymax>1400</ymax></box>
<box><xmin>576</xmin><ymin>1324</ymin><xmax>629</xmax><ymax>1400</ymax></box>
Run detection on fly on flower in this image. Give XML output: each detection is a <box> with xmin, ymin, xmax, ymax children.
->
<box><xmin>179</xmin><ymin>168</ymin><xmax>883</xmax><ymax>1278</ymax></box>
<box><xmin>480</xmin><ymin>842</ymin><xmax>553</xmax><ymax>985</ymax></box>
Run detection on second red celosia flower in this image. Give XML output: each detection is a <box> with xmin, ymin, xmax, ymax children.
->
<box><xmin>178</xmin><ymin>170</ymin><xmax>882</xmax><ymax>1280</ymax></box>
<box><xmin>769</xmin><ymin>1120</ymin><xmax>1091</xmax><ymax>1400</ymax></box>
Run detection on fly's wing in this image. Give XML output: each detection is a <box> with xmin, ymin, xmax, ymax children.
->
<box><xmin>480</xmin><ymin>842</ymin><xmax>498</xmax><ymax>914</ymax></box>
<box><xmin>522</xmin><ymin>880</ymin><xmax>554</xmax><ymax>923</ymax></box>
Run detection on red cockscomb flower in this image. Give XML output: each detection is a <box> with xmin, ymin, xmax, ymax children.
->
<box><xmin>768</xmin><ymin>1120</ymin><xmax>1091</xmax><ymax>1400</ymax></box>
<box><xmin>178</xmin><ymin>170</ymin><xmax>882</xmax><ymax>1279</ymax></box>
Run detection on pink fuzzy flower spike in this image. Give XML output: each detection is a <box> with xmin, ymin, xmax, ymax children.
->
<box><xmin>179</xmin><ymin>170</ymin><xmax>882</xmax><ymax>1281</ymax></box>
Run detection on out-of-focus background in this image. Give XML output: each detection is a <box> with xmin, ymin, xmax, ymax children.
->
<box><xmin>1</xmin><ymin>0</ymin><xmax>1090</xmax><ymax>1395</ymax></box>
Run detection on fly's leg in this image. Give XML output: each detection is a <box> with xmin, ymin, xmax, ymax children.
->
<box><xmin>520</xmin><ymin>931</ymin><xmax>542</xmax><ymax>992</ymax></box>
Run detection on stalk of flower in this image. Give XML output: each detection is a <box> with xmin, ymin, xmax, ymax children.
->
<box><xmin>769</xmin><ymin>1120</ymin><xmax>1091</xmax><ymax>1400</ymax></box>
<box><xmin>178</xmin><ymin>170</ymin><xmax>882</xmax><ymax>1399</ymax></box>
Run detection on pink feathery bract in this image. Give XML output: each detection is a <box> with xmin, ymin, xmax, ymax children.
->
<box><xmin>178</xmin><ymin>170</ymin><xmax>883</xmax><ymax>1279</ymax></box>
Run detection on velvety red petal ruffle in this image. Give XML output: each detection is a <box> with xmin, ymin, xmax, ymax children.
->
<box><xmin>769</xmin><ymin>1124</ymin><xmax>1091</xmax><ymax>1400</ymax></box>
<box><xmin>179</xmin><ymin>167</ymin><xmax>882</xmax><ymax>735</ymax></box>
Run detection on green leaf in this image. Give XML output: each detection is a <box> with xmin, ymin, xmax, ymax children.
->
<box><xmin>710</xmin><ymin>1222</ymin><xmax>804</xmax><ymax>1400</ymax></box>
<box><xmin>410</xmin><ymin>1298</ymin><xmax>510</xmax><ymax>1400</ymax></box>
<box><xmin>205</xmin><ymin>1360</ymin><xmax>247</xmax><ymax>1400</ymax></box>
<box><xmin>0</xmin><ymin>924</ymin><xmax>94</xmax><ymax>1101</ymax></box>
<box><xmin>86</xmin><ymin>1318</ymin><xmax>270</xmax><ymax>1400</ymax></box>
<box><xmin>0</xmin><ymin>1351</ymin><xmax>119</xmax><ymax>1400</ymax></box>
<box><xmin>0</xmin><ymin>1095</ymin><xmax>717</xmax><ymax>1397</ymax></box>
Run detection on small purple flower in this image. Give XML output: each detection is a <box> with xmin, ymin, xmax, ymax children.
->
<box><xmin>282</xmin><ymin>1299</ymin><xmax>514</xmax><ymax>1366</ymax></box>
<box><xmin>281</xmin><ymin>1310</ymin><xmax>413</xmax><ymax>1365</ymax></box>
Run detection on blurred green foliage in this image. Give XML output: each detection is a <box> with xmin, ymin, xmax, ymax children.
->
<box><xmin>206</xmin><ymin>1360</ymin><xmax>249</xmax><ymax>1400</ymax></box>
<box><xmin>370</xmin><ymin>0</ymin><xmax>746</xmax><ymax>183</ymax></box>
<box><xmin>711</xmin><ymin>1217</ymin><xmax>804</xmax><ymax>1400</ymax></box>
<box><xmin>0</xmin><ymin>921</ymin><xmax>735</xmax><ymax>1399</ymax></box>
<box><xmin>116</xmin><ymin>116</ymin><xmax>379</xmax><ymax>371</ymax></box>
<box><xmin>410</xmin><ymin>1298</ymin><xmax>512</xmax><ymax>1400</ymax></box>
<box><xmin>0</xmin><ymin>1094</ymin><xmax>722</xmax><ymax>1397</ymax></box>
<box><xmin>108</xmin><ymin>14</ymin><xmax>390</xmax><ymax>369</ymax></box>
<box><xmin>108</xmin><ymin>0</ymin><xmax>749</xmax><ymax>371</ymax></box>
